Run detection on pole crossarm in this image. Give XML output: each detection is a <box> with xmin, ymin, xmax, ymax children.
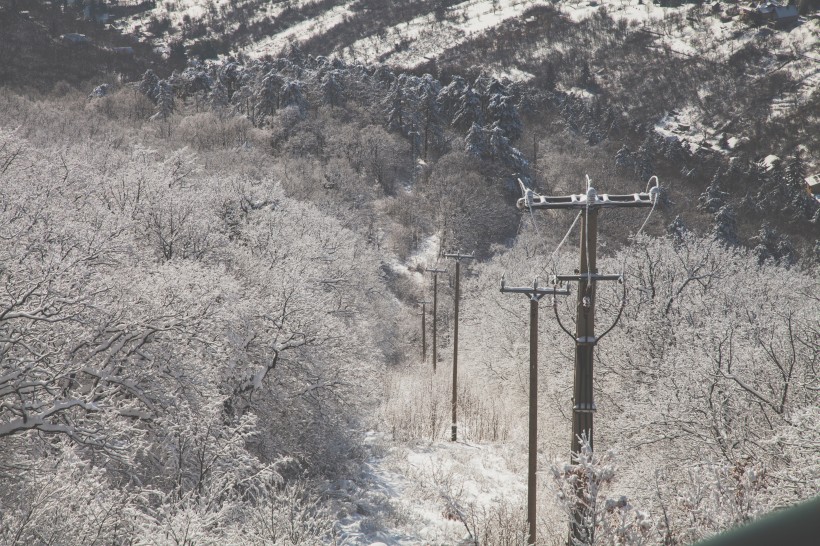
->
<box><xmin>553</xmin><ymin>273</ymin><xmax>623</xmax><ymax>283</ymax></box>
<box><xmin>443</xmin><ymin>251</ymin><xmax>476</xmax><ymax>261</ymax></box>
<box><xmin>500</xmin><ymin>276</ymin><xmax>570</xmax><ymax>300</ymax></box>
<box><xmin>425</xmin><ymin>268</ymin><xmax>447</xmax><ymax>274</ymax></box>
<box><xmin>517</xmin><ymin>178</ymin><xmax>660</xmax><ymax>546</ymax></box>
<box><xmin>517</xmin><ymin>186</ymin><xmax>657</xmax><ymax>211</ymax></box>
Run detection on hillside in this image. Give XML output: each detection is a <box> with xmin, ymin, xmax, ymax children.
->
<box><xmin>81</xmin><ymin>0</ymin><xmax>820</xmax><ymax>256</ymax></box>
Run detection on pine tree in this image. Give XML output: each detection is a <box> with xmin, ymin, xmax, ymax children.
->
<box><xmin>279</xmin><ymin>80</ymin><xmax>306</xmax><ymax>115</ymax></box>
<box><xmin>436</xmin><ymin>75</ymin><xmax>467</xmax><ymax>118</ymax></box>
<box><xmin>615</xmin><ymin>145</ymin><xmax>634</xmax><ymax>169</ymax></box>
<box><xmin>452</xmin><ymin>87</ymin><xmax>483</xmax><ymax>132</ymax></box>
<box><xmin>210</xmin><ymin>80</ymin><xmax>229</xmax><ymax>111</ymax></box>
<box><xmin>150</xmin><ymin>80</ymin><xmax>174</xmax><ymax>121</ymax></box>
<box><xmin>139</xmin><ymin>69</ymin><xmax>160</xmax><ymax>103</ymax></box>
<box><xmin>321</xmin><ymin>71</ymin><xmax>345</xmax><ymax>108</ymax></box>
<box><xmin>785</xmin><ymin>149</ymin><xmax>807</xmax><ymax>190</ymax></box>
<box><xmin>713</xmin><ymin>205</ymin><xmax>739</xmax><ymax>246</ymax></box>
<box><xmin>698</xmin><ymin>171</ymin><xmax>728</xmax><ymax>213</ymax></box>
<box><xmin>487</xmin><ymin>92</ymin><xmax>522</xmax><ymax>142</ymax></box>
<box><xmin>465</xmin><ymin>122</ymin><xmax>488</xmax><ymax>159</ymax></box>
<box><xmin>667</xmin><ymin>215</ymin><xmax>688</xmax><ymax>243</ymax></box>
<box><xmin>416</xmin><ymin>75</ymin><xmax>444</xmax><ymax>159</ymax></box>
<box><xmin>386</xmin><ymin>83</ymin><xmax>407</xmax><ymax>133</ymax></box>
<box><xmin>254</xmin><ymin>71</ymin><xmax>284</xmax><ymax>125</ymax></box>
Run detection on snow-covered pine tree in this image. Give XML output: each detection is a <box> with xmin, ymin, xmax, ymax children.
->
<box><xmin>321</xmin><ymin>70</ymin><xmax>345</xmax><ymax>108</ymax></box>
<box><xmin>254</xmin><ymin>70</ymin><xmax>284</xmax><ymax>125</ymax></box>
<box><xmin>487</xmin><ymin>92</ymin><xmax>522</xmax><ymax>142</ymax></box>
<box><xmin>713</xmin><ymin>204</ymin><xmax>739</xmax><ymax>246</ymax></box>
<box><xmin>151</xmin><ymin>79</ymin><xmax>174</xmax><ymax>121</ymax></box>
<box><xmin>465</xmin><ymin>122</ymin><xmax>488</xmax><ymax>159</ymax></box>
<box><xmin>279</xmin><ymin>80</ymin><xmax>306</xmax><ymax>115</ymax></box>
<box><xmin>139</xmin><ymin>69</ymin><xmax>160</xmax><ymax>103</ymax></box>
<box><xmin>452</xmin><ymin>86</ymin><xmax>484</xmax><ymax>132</ymax></box>
<box><xmin>698</xmin><ymin>171</ymin><xmax>728</xmax><ymax>213</ymax></box>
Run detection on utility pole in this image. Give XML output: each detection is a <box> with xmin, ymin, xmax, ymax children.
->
<box><xmin>443</xmin><ymin>251</ymin><xmax>475</xmax><ymax>442</ymax></box>
<box><xmin>500</xmin><ymin>277</ymin><xmax>570</xmax><ymax>546</ymax></box>
<box><xmin>517</xmin><ymin>182</ymin><xmax>657</xmax><ymax>544</ymax></box>
<box><xmin>425</xmin><ymin>267</ymin><xmax>447</xmax><ymax>373</ymax></box>
<box><xmin>418</xmin><ymin>300</ymin><xmax>431</xmax><ymax>364</ymax></box>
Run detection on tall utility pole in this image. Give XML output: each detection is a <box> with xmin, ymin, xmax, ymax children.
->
<box><xmin>425</xmin><ymin>267</ymin><xmax>447</xmax><ymax>373</ymax></box>
<box><xmin>443</xmin><ymin>251</ymin><xmax>475</xmax><ymax>442</ymax></box>
<box><xmin>500</xmin><ymin>277</ymin><xmax>570</xmax><ymax>546</ymax></box>
<box><xmin>517</xmin><ymin>183</ymin><xmax>657</xmax><ymax>544</ymax></box>
<box><xmin>418</xmin><ymin>300</ymin><xmax>431</xmax><ymax>364</ymax></box>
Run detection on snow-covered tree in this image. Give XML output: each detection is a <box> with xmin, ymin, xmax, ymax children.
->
<box><xmin>151</xmin><ymin>79</ymin><xmax>175</xmax><ymax>121</ymax></box>
<box><xmin>487</xmin><ymin>92</ymin><xmax>522</xmax><ymax>142</ymax></box>
<box><xmin>139</xmin><ymin>68</ymin><xmax>160</xmax><ymax>103</ymax></box>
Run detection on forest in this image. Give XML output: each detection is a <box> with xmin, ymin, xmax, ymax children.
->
<box><xmin>0</xmin><ymin>1</ymin><xmax>818</xmax><ymax>545</ymax></box>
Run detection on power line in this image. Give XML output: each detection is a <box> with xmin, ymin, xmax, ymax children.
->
<box><xmin>516</xmin><ymin>180</ymin><xmax>658</xmax><ymax>544</ymax></box>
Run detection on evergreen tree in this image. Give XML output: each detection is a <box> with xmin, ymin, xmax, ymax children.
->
<box><xmin>465</xmin><ymin>122</ymin><xmax>488</xmax><ymax>159</ymax></box>
<box><xmin>150</xmin><ymin>80</ymin><xmax>174</xmax><ymax>121</ymax></box>
<box><xmin>699</xmin><ymin>171</ymin><xmax>728</xmax><ymax>213</ymax></box>
<box><xmin>785</xmin><ymin>149</ymin><xmax>807</xmax><ymax>190</ymax></box>
<box><xmin>713</xmin><ymin>205</ymin><xmax>739</xmax><ymax>246</ymax></box>
<box><xmin>279</xmin><ymin>80</ymin><xmax>306</xmax><ymax>115</ymax></box>
<box><xmin>487</xmin><ymin>92</ymin><xmax>522</xmax><ymax>142</ymax></box>
<box><xmin>751</xmin><ymin>223</ymin><xmax>797</xmax><ymax>266</ymax></box>
<box><xmin>452</xmin><ymin>86</ymin><xmax>483</xmax><ymax>132</ymax></box>
<box><xmin>210</xmin><ymin>80</ymin><xmax>229</xmax><ymax>111</ymax></box>
<box><xmin>416</xmin><ymin>75</ymin><xmax>445</xmax><ymax>159</ymax></box>
<box><xmin>139</xmin><ymin>69</ymin><xmax>160</xmax><ymax>103</ymax></box>
<box><xmin>321</xmin><ymin>71</ymin><xmax>345</xmax><ymax>108</ymax></box>
<box><xmin>667</xmin><ymin>215</ymin><xmax>688</xmax><ymax>243</ymax></box>
<box><xmin>386</xmin><ymin>83</ymin><xmax>406</xmax><ymax>133</ymax></box>
<box><xmin>254</xmin><ymin>71</ymin><xmax>284</xmax><ymax>125</ymax></box>
<box><xmin>615</xmin><ymin>145</ymin><xmax>634</xmax><ymax>169</ymax></box>
<box><xmin>634</xmin><ymin>134</ymin><xmax>657</xmax><ymax>183</ymax></box>
<box><xmin>436</xmin><ymin>75</ymin><xmax>467</xmax><ymax>118</ymax></box>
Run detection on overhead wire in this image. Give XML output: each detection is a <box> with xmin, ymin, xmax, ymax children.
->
<box><xmin>519</xmin><ymin>178</ymin><xmax>583</xmax><ymax>279</ymax></box>
<box><xmin>632</xmin><ymin>175</ymin><xmax>660</xmax><ymax>242</ymax></box>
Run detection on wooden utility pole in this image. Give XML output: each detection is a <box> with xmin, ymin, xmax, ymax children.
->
<box><xmin>425</xmin><ymin>267</ymin><xmax>447</xmax><ymax>373</ymax></box>
<box><xmin>443</xmin><ymin>251</ymin><xmax>475</xmax><ymax>442</ymax></box>
<box><xmin>517</xmin><ymin>183</ymin><xmax>657</xmax><ymax>544</ymax></box>
<box><xmin>500</xmin><ymin>277</ymin><xmax>570</xmax><ymax>546</ymax></box>
<box><xmin>418</xmin><ymin>300</ymin><xmax>431</xmax><ymax>364</ymax></box>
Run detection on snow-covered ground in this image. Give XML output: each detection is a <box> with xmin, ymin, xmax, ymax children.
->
<box><xmin>248</xmin><ymin>1</ymin><xmax>359</xmax><ymax>58</ymax></box>
<box><xmin>337</xmin><ymin>0</ymin><xmax>552</xmax><ymax>70</ymax></box>
<box><xmin>335</xmin><ymin>432</ymin><xmax>559</xmax><ymax>545</ymax></box>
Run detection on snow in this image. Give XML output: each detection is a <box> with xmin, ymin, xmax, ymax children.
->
<box><xmin>338</xmin><ymin>0</ymin><xmax>552</xmax><ymax>70</ymax></box>
<box><xmin>406</xmin><ymin>233</ymin><xmax>442</xmax><ymax>277</ymax></box>
<box><xmin>337</xmin><ymin>432</ymin><xmax>542</xmax><ymax>545</ymax></box>
<box><xmin>248</xmin><ymin>1</ymin><xmax>359</xmax><ymax>58</ymax></box>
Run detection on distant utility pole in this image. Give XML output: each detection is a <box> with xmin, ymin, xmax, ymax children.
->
<box><xmin>443</xmin><ymin>251</ymin><xmax>475</xmax><ymax>442</ymax></box>
<box><xmin>417</xmin><ymin>300</ymin><xmax>431</xmax><ymax>364</ymax></box>
<box><xmin>425</xmin><ymin>267</ymin><xmax>447</xmax><ymax>373</ymax></box>
<box><xmin>500</xmin><ymin>277</ymin><xmax>570</xmax><ymax>546</ymax></box>
<box><xmin>517</xmin><ymin>182</ymin><xmax>657</xmax><ymax>544</ymax></box>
